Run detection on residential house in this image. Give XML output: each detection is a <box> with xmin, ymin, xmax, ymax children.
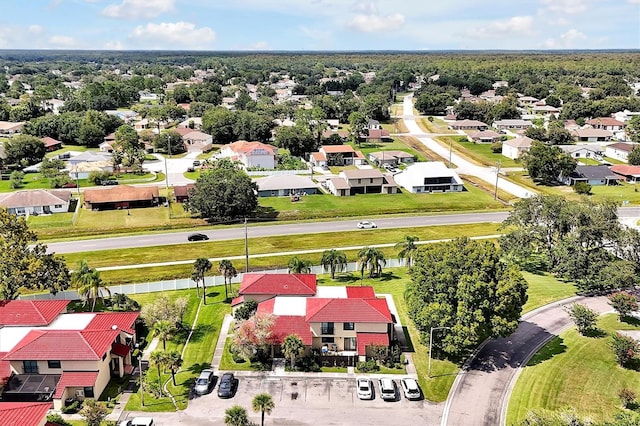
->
<box><xmin>217</xmin><ymin>141</ymin><xmax>278</xmax><ymax>169</ymax></box>
<box><xmin>532</xmin><ymin>104</ymin><xmax>560</xmax><ymax>117</ymax></box>
<box><xmin>571</xmin><ymin>128</ymin><xmax>613</xmax><ymax>143</ymax></box>
<box><xmin>234</xmin><ymin>273</ymin><xmax>317</xmax><ymax>305</ymax></box>
<box><xmin>492</xmin><ymin>119</ymin><xmax>534</xmax><ymax>131</ymax></box>
<box><xmin>557</xmin><ymin>145</ymin><xmax>604</xmax><ymax>161</ymax></box>
<box><xmin>449</xmin><ymin>120</ymin><xmax>488</xmax><ymax>131</ymax></box>
<box><xmin>104</xmin><ymin>110</ymin><xmax>137</xmax><ymax>124</ymax></box>
<box><xmin>0</xmin><ymin>301</ymin><xmax>139</xmax><ymax>410</ymax></box>
<box><xmin>518</xmin><ymin>96</ymin><xmax>538</xmax><ymax>106</ymax></box>
<box><xmin>321</xmin><ymin>130</ymin><xmax>349</xmax><ymax>142</ymax></box>
<box><xmin>0</xmin><ymin>190</ymin><xmax>72</xmax><ymax>216</ymax></box>
<box><xmin>254</xmin><ymin>175</ymin><xmax>319</xmax><ymax>197</ymax></box>
<box><xmin>326</xmin><ymin>169</ymin><xmax>399</xmax><ymax>196</ymax></box>
<box><xmin>606</xmin><ymin>143</ymin><xmax>635</xmax><ymax>162</ymax></box>
<box><xmin>613</xmin><ymin>110</ymin><xmax>640</xmax><ymax>123</ymax></box>
<box><xmin>587</xmin><ymin>117</ymin><xmax>625</xmax><ymax>131</ymax></box>
<box><xmin>42</xmin><ymin>98</ymin><xmax>65</xmax><ymax>115</ymax></box>
<box><xmin>394</xmin><ymin>162</ymin><xmax>464</xmax><ymax>193</ymax></box>
<box><xmin>41</xmin><ymin>137</ymin><xmax>62</xmax><ymax>152</ymax></box>
<box><xmin>565</xmin><ymin>165</ymin><xmax>623</xmax><ymax>186</ymax></box>
<box><xmin>83</xmin><ymin>185</ymin><xmax>159</xmax><ymax>210</ymax></box>
<box><xmin>611</xmin><ymin>165</ymin><xmax>640</xmax><ymax>183</ymax></box>
<box><xmin>177</xmin><ymin>117</ymin><xmax>202</xmax><ymax>130</ymax></box>
<box><xmin>173</xmin><ymin>184</ymin><xmax>195</xmax><ymax>203</ymax></box>
<box><xmin>133</xmin><ymin>119</ymin><xmax>150</xmax><ymax>132</ymax></box>
<box><xmin>364</xmin><ymin>128</ymin><xmax>392</xmax><ymax>143</ymax></box>
<box><xmin>182</xmin><ymin>130</ymin><xmax>213</xmax><ymax>153</ymax></box>
<box><xmin>0</xmin><ymin>402</ymin><xmax>53</xmax><ymax>426</ymax></box>
<box><xmin>501</xmin><ymin>136</ymin><xmax>534</xmax><ymax>159</ymax></box>
<box><xmin>368</xmin><ymin>150</ymin><xmax>415</xmax><ymax>167</ymax></box>
<box><xmin>68</xmin><ymin>161</ymin><xmax>113</xmax><ymax>180</ymax></box>
<box><xmin>469</xmin><ymin>130</ymin><xmax>501</xmax><ymax>143</ymax></box>
<box><xmin>67</xmin><ymin>151</ymin><xmax>112</xmax><ymax>166</ymax></box>
<box><xmin>0</xmin><ymin>121</ymin><xmax>25</xmax><ymax>135</ymax></box>
<box><xmin>309</xmin><ymin>145</ymin><xmax>366</xmax><ymax>168</ymax></box>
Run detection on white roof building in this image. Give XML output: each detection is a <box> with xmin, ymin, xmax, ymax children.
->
<box><xmin>394</xmin><ymin>162</ymin><xmax>464</xmax><ymax>194</ymax></box>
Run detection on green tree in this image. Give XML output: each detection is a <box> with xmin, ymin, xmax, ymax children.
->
<box><xmin>320</xmin><ymin>249</ymin><xmax>348</xmax><ymax>280</ymax></box>
<box><xmin>628</xmin><ymin>145</ymin><xmax>640</xmax><ymax>166</ymax></box>
<box><xmin>274</xmin><ymin>125</ymin><xmax>316</xmax><ymax>158</ymax></box>
<box><xmin>72</xmin><ymin>260</ymin><xmax>110</xmax><ymax>312</ymax></box>
<box><xmin>114</xmin><ymin>124</ymin><xmax>145</xmax><ymax>172</ymax></box>
<box><xmin>608</xmin><ymin>292</ymin><xmax>639</xmax><ymax>320</ymax></box>
<box><xmin>357</xmin><ymin>247</ymin><xmax>386</xmax><ymax>279</ymax></box>
<box><xmin>348</xmin><ymin>111</ymin><xmax>368</xmax><ymax>146</ymax></box>
<box><xmin>627</xmin><ymin>116</ymin><xmax>640</xmax><ymax>143</ymax></box>
<box><xmin>218</xmin><ymin>259</ymin><xmax>238</xmax><ymax>302</ymax></box>
<box><xmin>192</xmin><ymin>257</ymin><xmax>212</xmax><ymax>304</ymax></box>
<box><xmin>406</xmin><ymin>238</ymin><xmax>528</xmax><ymax>357</ymax></box>
<box><xmin>282</xmin><ymin>334</ymin><xmax>305</xmax><ymax>370</ymax></box>
<box><xmin>611</xmin><ymin>332</ymin><xmax>639</xmax><ymax>366</ymax></box>
<box><xmin>155</xmin><ymin>130</ymin><xmax>186</xmax><ymax>155</ymax></box>
<box><xmin>78</xmin><ymin>399</ymin><xmax>108</xmax><ymax>426</ymax></box>
<box><xmin>252</xmin><ymin>393</ymin><xmax>275</xmax><ymax>426</ymax></box>
<box><xmin>287</xmin><ymin>256</ymin><xmax>312</xmax><ymax>274</ymax></box>
<box><xmin>186</xmin><ymin>164</ymin><xmax>258</xmax><ymax>221</ymax></box>
<box><xmin>166</xmin><ymin>350</ymin><xmax>183</xmax><ymax>386</ymax></box>
<box><xmin>4</xmin><ymin>135</ymin><xmax>46</xmax><ymax>167</ymax></box>
<box><xmin>234</xmin><ymin>300</ymin><xmax>258</xmax><ymax>321</ymax></box>
<box><xmin>149</xmin><ymin>350</ymin><xmax>167</xmax><ymax>395</ymax></box>
<box><xmin>9</xmin><ymin>171</ymin><xmax>24</xmax><ymax>189</ymax></box>
<box><xmin>566</xmin><ymin>303</ymin><xmax>598</xmax><ymax>335</ymax></box>
<box><xmin>224</xmin><ymin>405</ymin><xmax>250</xmax><ymax>426</ymax></box>
<box><xmin>395</xmin><ymin>235</ymin><xmax>420</xmax><ymax>267</ymax></box>
<box><xmin>521</xmin><ymin>141</ymin><xmax>577</xmax><ymax>185</ymax></box>
<box><xmin>154</xmin><ymin>319</ymin><xmax>176</xmax><ymax>351</ymax></box>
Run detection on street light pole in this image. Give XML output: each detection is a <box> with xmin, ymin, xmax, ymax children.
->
<box><xmin>428</xmin><ymin>326</ymin><xmax>451</xmax><ymax>377</ymax></box>
<box><xmin>494</xmin><ymin>160</ymin><xmax>501</xmax><ymax>201</ymax></box>
<box><xmin>244</xmin><ymin>217</ymin><xmax>249</xmax><ymax>273</ymax></box>
<box><xmin>448</xmin><ymin>140</ymin><xmax>453</xmax><ymax>168</ymax></box>
<box><xmin>136</xmin><ymin>343</ymin><xmax>144</xmax><ymax>406</ymax></box>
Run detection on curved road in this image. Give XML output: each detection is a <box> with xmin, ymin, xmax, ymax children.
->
<box><xmin>442</xmin><ymin>295</ymin><xmax>612</xmax><ymax>426</ymax></box>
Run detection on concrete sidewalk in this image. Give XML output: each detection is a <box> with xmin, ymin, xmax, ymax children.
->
<box><xmin>212</xmin><ymin>314</ymin><xmax>233</xmax><ymax>373</ymax></box>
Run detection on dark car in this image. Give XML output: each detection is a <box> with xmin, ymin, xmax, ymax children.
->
<box><xmin>187</xmin><ymin>233</ymin><xmax>209</xmax><ymax>242</ymax></box>
<box><xmin>217</xmin><ymin>373</ymin><xmax>236</xmax><ymax>398</ymax></box>
<box><xmin>101</xmin><ymin>180</ymin><xmax>119</xmax><ymax>186</ymax></box>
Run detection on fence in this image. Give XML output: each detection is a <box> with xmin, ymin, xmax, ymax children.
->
<box><xmin>246</xmin><ymin>169</ymin><xmax>311</xmax><ymax>176</ymax></box>
<box><xmin>19</xmin><ymin>259</ymin><xmax>407</xmax><ymax>300</ymax></box>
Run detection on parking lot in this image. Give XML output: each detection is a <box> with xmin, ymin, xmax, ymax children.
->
<box><xmin>123</xmin><ymin>374</ymin><xmax>443</xmax><ymax>425</ymax></box>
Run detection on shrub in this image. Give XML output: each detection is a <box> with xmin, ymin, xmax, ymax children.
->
<box><xmin>573</xmin><ymin>182</ymin><xmax>592</xmax><ymax>195</ymax></box>
<box><xmin>61</xmin><ymin>399</ymin><xmax>81</xmax><ymax>414</ymax></box>
<box><xmin>46</xmin><ymin>413</ymin><xmax>71</xmax><ymax>425</ymax></box>
<box><xmin>234</xmin><ymin>300</ymin><xmax>258</xmax><ymax>321</ymax></box>
<box><xmin>491</xmin><ymin>141</ymin><xmax>503</xmax><ymax>153</ymax></box>
<box><xmin>619</xmin><ymin>387</ymin><xmax>637</xmax><ymax>408</ymax></box>
<box><xmin>610</xmin><ymin>332</ymin><xmax>639</xmax><ymax>366</ymax></box>
<box><xmin>566</xmin><ymin>303</ymin><xmax>598</xmax><ymax>335</ymax></box>
<box><xmin>608</xmin><ymin>292</ymin><xmax>639</xmax><ymax>319</ymax></box>
<box><xmin>356</xmin><ymin>360</ymin><xmax>379</xmax><ymax>373</ymax></box>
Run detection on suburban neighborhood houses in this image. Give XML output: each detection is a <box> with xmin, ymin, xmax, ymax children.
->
<box><xmin>0</xmin><ymin>49</ymin><xmax>640</xmax><ymax>426</ymax></box>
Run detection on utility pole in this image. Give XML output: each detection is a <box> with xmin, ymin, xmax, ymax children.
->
<box><xmin>494</xmin><ymin>160</ymin><xmax>501</xmax><ymax>200</ymax></box>
<box><xmin>244</xmin><ymin>217</ymin><xmax>249</xmax><ymax>273</ymax></box>
<box><xmin>448</xmin><ymin>140</ymin><xmax>453</xmax><ymax>168</ymax></box>
<box><xmin>428</xmin><ymin>326</ymin><xmax>451</xmax><ymax>377</ymax></box>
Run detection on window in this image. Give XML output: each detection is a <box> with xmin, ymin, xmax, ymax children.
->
<box><xmin>54</xmin><ymin>204</ymin><xmax>62</xmax><ymax>208</ymax></box>
<box><xmin>343</xmin><ymin>322</ymin><xmax>355</xmax><ymax>331</ymax></box>
<box><xmin>23</xmin><ymin>360</ymin><xmax>38</xmax><ymax>373</ymax></box>
<box><xmin>83</xmin><ymin>387</ymin><xmax>94</xmax><ymax>398</ymax></box>
<box><xmin>321</xmin><ymin>337</ymin><xmax>335</xmax><ymax>344</ymax></box>
<box><xmin>321</xmin><ymin>322</ymin><xmax>334</xmax><ymax>335</ymax></box>
<box><xmin>47</xmin><ymin>360</ymin><xmax>61</xmax><ymax>369</ymax></box>
<box><xmin>344</xmin><ymin>337</ymin><xmax>357</xmax><ymax>351</ymax></box>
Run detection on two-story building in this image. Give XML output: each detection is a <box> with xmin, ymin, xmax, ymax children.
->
<box><xmin>309</xmin><ymin>145</ymin><xmax>367</xmax><ymax>168</ymax></box>
<box><xmin>217</xmin><ymin>141</ymin><xmax>278</xmax><ymax>169</ymax></box>
<box><xmin>326</xmin><ymin>169</ymin><xmax>399</xmax><ymax>196</ymax></box>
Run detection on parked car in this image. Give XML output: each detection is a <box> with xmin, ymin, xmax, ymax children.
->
<box><xmin>357</xmin><ymin>220</ymin><xmax>377</xmax><ymax>229</ymax></box>
<box><xmin>119</xmin><ymin>417</ymin><xmax>154</xmax><ymax>426</ymax></box>
<box><xmin>194</xmin><ymin>369</ymin><xmax>215</xmax><ymax>395</ymax></box>
<box><xmin>193</xmin><ymin>160</ymin><xmax>201</xmax><ymax>166</ymax></box>
<box><xmin>356</xmin><ymin>377</ymin><xmax>373</xmax><ymax>400</ymax></box>
<box><xmin>187</xmin><ymin>233</ymin><xmax>209</xmax><ymax>241</ymax></box>
<box><xmin>400</xmin><ymin>377</ymin><xmax>421</xmax><ymax>400</ymax></box>
<box><xmin>379</xmin><ymin>378</ymin><xmax>397</xmax><ymax>401</ymax></box>
<box><xmin>217</xmin><ymin>372</ymin><xmax>236</xmax><ymax>398</ymax></box>
<box><xmin>101</xmin><ymin>179</ymin><xmax>119</xmax><ymax>186</ymax></box>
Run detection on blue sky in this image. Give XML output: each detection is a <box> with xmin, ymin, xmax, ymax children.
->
<box><xmin>0</xmin><ymin>0</ymin><xmax>638</xmax><ymax>51</ymax></box>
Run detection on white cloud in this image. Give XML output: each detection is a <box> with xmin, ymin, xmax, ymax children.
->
<box><xmin>128</xmin><ymin>22</ymin><xmax>215</xmax><ymax>49</ymax></box>
<box><xmin>539</xmin><ymin>0</ymin><xmax>590</xmax><ymax>15</ymax></box>
<box><xmin>629</xmin><ymin>0</ymin><xmax>640</xmax><ymax>3</ymax></box>
<box><xmin>543</xmin><ymin>28</ymin><xmax>587</xmax><ymax>48</ymax></box>
<box><xmin>49</xmin><ymin>35</ymin><xmax>81</xmax><ymax>48</ymax></box>
<box><xmin>347</xmin><ymin>12</ymin><xmax>405</xmax><ymax>32</ymax></box>
<box><xmin>548</xmin><ymin>18</ymin><xmax>570</xmax><ymax>26</ymax></box>
<box><xmin>299</xmin><ymin>26</ymin><xmax>331</xmax><ymax>41</ymax></box>
<box><xmin>466</xmin><ymin>16</ymin><xmax>535</xmax><ymax>39</ymax></box>
<box><xmin>102</xmin><ymin>0</ymin><xmax>174</xmax><ymax>20</ymax></box>
<box><xmin>28</xmin><ymin>25</ymin><xmax>45</xmax><ymax>35</ymax></box>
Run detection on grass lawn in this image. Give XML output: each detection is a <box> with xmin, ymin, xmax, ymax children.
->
<box><xmin>437</xmin><ymin>136</ymin><xmax>520</xmax><ymax>168</ymax></box>
<box><xmin>356</xmin><ymin>138</ymin><xmax>429</xmax><ymax>162</ymax></box>
<box><xmin>604</xmin><ymin>156</ymin><xmax>625</xmax><ymax>165</ymax></box>
<box><xmin>419</xmin><ymin>117</ymin><xmax>456</xmax><ymax>134</ymax></box>
<box><xmin>578</xmin><ymin>158</ymin><xmax>601</xmax><ymax>165</ymax></box>
<box><xmin>507</xmin><ymin>314</ymin><xmax>640</xmax><ymax>425</ymax></box>
<box><xmin>521</xmin><ymin>272</ymin><xmax>577</xmax><ymax>314</ymax></box>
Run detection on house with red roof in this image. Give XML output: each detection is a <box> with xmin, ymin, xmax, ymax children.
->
<box><xmin>611</xmin><ymin>164</ymin><xmax>640</xmax><ymax>183</ymax></box>
<box><xmin>236</xmin><ymin>273</ymin><xmax>317</xmax><ymax>305</ymax></box>
<box><xmin>587</xmin><ymin>117</ymin><xmax>625</xmax><ymax>131</ymax></box>
<box><xmin>217</xmin><ymin>140</ymin><xmax>278</xmax><ymax>169</ymax></box>
<box><xmin>309</xmin><ymin>145</ymin><xmax>366</xmax><ymax>168</ymax></box>
<box><xmin>0</xmin><ymin>401</ymin><xmax>53</xmax><ymax>426</ymax></box>
<box><xmin>0</xmin><ymin>302</ymin><xmax>139</xmax><ymax>410</ymax></box>
<box><xmin>41</xmin><ymin>137</ymin><xmax>62</xmax><ymax>152</ymax></box>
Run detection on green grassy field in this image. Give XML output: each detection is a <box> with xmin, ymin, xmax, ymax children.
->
<box><xmin>521</xmin><ymin>272</ymin><xmax>577</xmax><ymax>314</ymax></box>
<box><xmin>507</xmin><ymin>314</ymin><xmax>640</xmax><ymax>425</ymax></box>
<box><xmin>437</xmin><ymin>136</ymin><xmax>520</xmax><ymax>168</ymax></box>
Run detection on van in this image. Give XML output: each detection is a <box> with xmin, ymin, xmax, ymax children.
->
<box><xmin>378</xmin><ymin>378</ymin><xmax>397</xmax><ymax>401</ymax></box>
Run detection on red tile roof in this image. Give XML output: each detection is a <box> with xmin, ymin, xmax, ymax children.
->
<box><xmin>83</xmin><ymin>185</ymin><xmax>159</xmax><ymax>204</ymax></box>
<box><xmin>346</xmin><ymin>286</ymin><xmax>376</xmax><ymax>299</ymax></box>
<box><xmin>239</xmin><ymin>274</ymin><xmax>317</xmax><ymax>296</ymax></box>
<box><xmin>321</xmin><ymin>145</ymin><xmax>355</xmax><ymax>153</ymax></box>
<box><xmin>269</xmin><ymin>316</ymin><xmax>312</xmax><ymax>345</ymax></box>
<box><xmin>225</xmin><ymin>141</ymin><xmax>277</xmax><ymax>156</ymax></box>
<box><xmin>84</xmin><ymin>312</ymin><xmax>139</xmax><ymax>335</ymax></box>
<box><xmin>357</xmin><ymin>332</ymin><xmax>389</xmax><ymax>355</ymax></box>
<box><xmin>0</xmin><ymin>300</ymin><xmax>70</xmax><ymax>326</ymax></box>
<box><xmin>53</xmin><ymin>371</ymin><xmax>99</xmax><ymax>399</ymax></box>
<box><xmin>306</xmin><ymin>298</ymin><xmax>392</xmax><ymax>323</ymax></box>
<box><xmin>5</xmin><ymin>329</ymin><xmax>120</xmax><ymax>361</ymax></box>
<box><xmin>231</xmin><ymin>296</ymin><xmax>245</xmax><ymax>307</ymax></box>
<box><xmin>611</xmin><ymin>164</ymin><xmax>640</xmax><ymax>176</ymax></box>
<box><xmin>111</xmin><ymin>342</ymin><xmax>131</xmax><ymax>358</ymax></box>
<box><xmin>257</xmin><ymin>298</ymin><xmax>276</xmax><ymax>314</ymax></box>
<box><xmin>41</xmin><ymin>136</ymin><xmax>62</xmax><ymax>148</ymax></box>
<box><xmin>0</xmin><ymin>402</ymin><xmax>52</xmax><ymax>426</ymax></box>
<box><xmin>0</xmin><ymin>352</ymin><xmax>11</xmax><ymax>385</ymax></box>
<box><xmin>587</xmin><ymin>117</ymin><xmax>625</xmax><ymax>127</ymax></box>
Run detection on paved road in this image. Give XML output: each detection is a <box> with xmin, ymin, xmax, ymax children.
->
<box><xmin>442</xmin><ymin>295</ymin><xmax>612</xmax><ymax>426</ymax></box>
<box><xmin>46</xmin><ymin>211</ymin><xmax>509</xmax><ymax>254</ymax></box>
<box><xmin>402</xmin><ymin>95</ymin><xmax>534</xmax><ymax>199</ymax></box>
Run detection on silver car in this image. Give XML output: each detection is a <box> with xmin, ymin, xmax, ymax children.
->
<box><xmin>194</xmin><ymin>369</ymin><xmax>215</xmax><ymax>395</ymax></box>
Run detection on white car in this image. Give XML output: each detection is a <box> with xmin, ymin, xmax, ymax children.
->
<box><xmin>119</xmin><ymin>417</ymin><xmax>154</xmax><ymax>426</ymax></box>
<box><xmin>400</xmin><ymin>377</ymin><xmax>421</xmax><ymax>400</ymax></box>
<box><xmin>357</xmin><ymin>220</ymin><xmax>377</xmax><ymax>229</ymax></box>
<box><xmin>379</xmin><ymin>378</ymin><xmax>398</xmax><ymax>401</ymax></box>
<box><xmin>356</xmin><ymin>377</ymin><xmax>373</xmax><ymax>400</ymax></box>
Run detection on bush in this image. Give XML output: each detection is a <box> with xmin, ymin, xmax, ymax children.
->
<box><xmin>88</xmin><ymin>170</ymin><xmax>114</xmax><ymax>185</ymax></box>
<box><xmin>608</xmin><ymin>292</ymin><xmax>639</xmax><ymax>319</ymax></box>
<box><xmin>356</xmin><ymin>360</ymin><xmax>379</xmax><ymax>373</ymax></box>
<box><xmin>50</xmin><ymin>174</ymin><xmax>73</xmax><ymax>188</ymax></box>
<box><xmin>573</xmin><ymin>182</ymin><xmax>592</xmax><ymax>195</ymax></box>
<box><xmin>491</xmin><ymin>141</ymin><xmax>503</xmax><ymax>153</ymax></box>
<box><xmin>619</xmin><ymin>387</ymin><xmax>637</xmax><ymax>408</ymax></box>
<box><xmin>61</xmin><ymin>399</ymin><xmax>81</xmax><ymax>414</ymax></box>
<box><xmin>234</xmin><ymin>300</ymin><xmax>258</xmax><ymax>321</ymax></box>
<box><xmin>611</xmin><ymin>333</ymin><xmax>639</xmax><ymax>366</ymax></box>
<box><xmin>293</xmin><ymin>356</ymin><xmax>321</xmax><ymax>372</ymax></box>
<box><xmin>46</xmin><ymin>413</ymin><xmax>71</xmax><ymax>425</ymax></box>
<box><xmin>566</xmin><ymin>303</ymin><xmax>598</xmax><ymax>335</ymax></box>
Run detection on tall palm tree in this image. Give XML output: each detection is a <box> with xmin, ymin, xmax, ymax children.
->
<box><xmin>320</xmin><ymin>249</ymin><xmax>348</xmax><ymax>280</ymax></box>
<box><xmin>166</xmin><ymin>350</ymin><xmax>183</xmax><ymax>386</ymax></box>
<box><xmin>224</xmin><ymin>405</ymin><xmax>249</xmax><ymax>426</ymax></box>
<box><xmin>287</xmin><ymin>256</ymin><xmax>312</xmax><ymax>274</ymax></box>
<box><xmin>154</xmin><ymin>320</ymin><xmax>175</xmax><ymax>351</ymax></box>
<box><xmin>252</xmin><ymin>393</ymin><xmax>275</xmax><ymax>426</ymax></box>
<box><xmin>72</xmin><ymin>260</ymin><xmax>110</xmax><ymax>312</ymax></box>
<box><xmin>395</xmin><ymin>235</ymin><xmax>420</xmax><ymax>267</ymax></box>
<box><xmin>192</xmin><ymin>257</ymin><xmax>212</xmax><ymax>305</ymax></box>
<box><xmin>148</xmin><ymin>350</ymin><xmax>166</xmax><ymax>395</ymax></box>
<box><xmin>218</xmin><ymin>259</ymin><xmax>238</xmax><ymax>302</ymax></box>
<box><xmin>358</xmin><ymin>247</ymin><xmax>386</xmax><ymax>280</ymax></box>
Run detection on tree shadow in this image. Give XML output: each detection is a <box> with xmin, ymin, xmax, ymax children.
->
<box><xmin>186</xmin><ymin>363</ymin><xmax>213</xmax><ymax>374</ymax></box>
<box><xmin>623</xmin><ymin>358</ymin><xmax>640</xmax><ymax>371</ymax></box>
<box><xmin>621</xmin><ymin>316</ymin><xmax>640</xmax><ymax>327</ymax></box>
<box><xmin>402</xmin><ymin>326</ymin><xmax>415</xmax><ymax>352</ymax></box>
<box><xmin>526</xmin><ymin>336</ymin><xmax>567</xmax><ymax>366</ymax></box>
<box><xmin>583</xmin><ymin>328</ymin><xmax>607</xmax><ymax>338</ymax></box>
<box><xmin>188</xmin><ymin>324</ymin><xmax>215</xmax><ymax>343</ymax></box>
<box><xmin>334</xmin><ymin>274</ymin><xmax>361</xmax><ymax>284</ymax></box>
<box><xmin>255</xmin><ymin>206</ymin><xmax>279</xmax><ymax>219</ymax></box>
<box><xmin>379</xmin><ymin>271</ymin><xmax>400</xmax><ymax>282</ymax></box>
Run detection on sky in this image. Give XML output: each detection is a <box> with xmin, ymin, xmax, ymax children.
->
<box><xmin>0</xmin><ymin>0</ymin><xmax>638</xmax><ymax>51</ymax></box>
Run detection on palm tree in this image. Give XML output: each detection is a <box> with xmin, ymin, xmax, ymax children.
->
<box><xmin>224</xmin><ymin>405</ymin><xmax>249</xmax><ymax>426</ymax></box>
<box><xmin>252</xmin><ymin>393</ymin><xmax>275</xmax><ymax>426</ymax></box>
<box><xmin>166</xmin><ymin>350</ymin><xmax>183</xmax><ymax>386</ymax></box>
<box><xmin>218</xmin><ymin>259</ymin><xmax>238</xmax><ymax>302</ymax></box>
<box><xmin>358</xmin><ymin>247</ymin><xmax>386</xmax><ymax>280</ymax></box>
<box><xmin>320</xmin><ymin>249</ymin><xmax>348</xmax><ymax>280</ymax></box>
<box><xmin>395</xmin><ymin>235</ymin><xmax>420</xmax><ymax>267</ymax></box>
<box><xmin>281</xmin><ymin>334</ymin><xmax>305</xmax><ymax>370</ymax></box>
<box><xmin>72</xmin><ymin>260</ymin><xmax>110</xmax><ymax>312</ymax></box>
<box><xmin>287</xmin><ymin>256</ymin><xmax>312</xmax><ymax>274</ymax></box>
<box><xmin>148</xmin><ymin>350</ymin><xmax>166</xmax><ymax>395</ymax></box>
<box><xmin>192</xmin><ymin>257</ymin><xmax>212</xmax><ymax>305</ymax></box>
<box><xmin>154</xmin><ymin>320</ymin><xmax>175</xmax><ymax>351</ymax></box>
